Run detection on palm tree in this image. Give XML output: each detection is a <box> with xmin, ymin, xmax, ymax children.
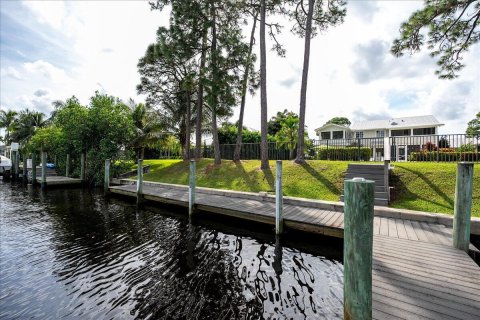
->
<box><xmin>10</xmin><ymin>109</ymin><xmax>46</xmax><ymax>145</ymax></box>
<box><xmin>0</xmin><ymin>109</ymin><xmax>19</xmax><ymax>145</ymax></box>
<box><xmin>275</xmin><ymin>115</ymin><xmax>300</xmax><ymax>160</ymax></box>
<box><xmin>130</xmin><ymin>102</ymin><xmax>166</xmax><ymax>160</ymax></box>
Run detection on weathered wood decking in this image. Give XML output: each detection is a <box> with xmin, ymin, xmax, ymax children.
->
<box><xmin>109</xmin><ymin>183</ymin><xmax>480</xmax><ymax>320</ymax></box>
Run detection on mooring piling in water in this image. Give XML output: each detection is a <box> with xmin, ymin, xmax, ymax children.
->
<box><xmin>31</xmin><ymin>153</ymin><xmax>36</xmax><ymax>185</ymax></box>
<box><xmin>137</xmin><ymin>159</ymin><xmax>144</xmax><ymax>204</ymax></box>
<box><xmin>65</xmin><ymin>154</ymin><xmax>70</xmax><ymax>177</ymax></box>
<box><xmin>80</xmin><ymin>153</ymin><xmax>85</xmax><ymax>183</ymax></box>
<box><xmin>453</xmin><ymin>162</ymin><xmax>474</xmax><ymax>252</ymax></box>
<box><xmin>41</xmin><ymin>152</ymin><xmax>47</xmax><ymax>189</ymax></box>
<box><xmin>275</xmin><ymin>160</ymin><xmax>283</xmax><ymax>235</ymax></box>
<box><xmin>104</xmin><ymin>159</ymin><xmax>111</xmax><ymax>194</ymax></box>
<box><xmin>22</xmin><ymin>153</ymin><xmax>27</xmax><ymax>183</ymax></box>
<box><xmin>343</xmin><ymin>177</ymin><xmax>374</xmax><ymax>320</ymax></box>
<box><xmin>189</xmin><ymin>160</ymin><xmax>196</xmax><ymax>217</ymax></box>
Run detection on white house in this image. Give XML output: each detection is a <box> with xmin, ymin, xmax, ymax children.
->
<box><xmin>315</xmin><ymin>115</ymin><xmax>445</xmax><ymax>161</ymax></box>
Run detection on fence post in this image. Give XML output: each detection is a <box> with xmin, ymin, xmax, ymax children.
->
<box><xmin>22</xmin><ymin>153</ymin><xmax>27</xmax><ymax>183</ymax></box>
<box><xmin>80</xmin><ymin>153</ymin><xmax>85</xmax><ymax>183</ymax></box>
<box><xmin>344</xmin><ymin>177</ymin><xmax>374</xmax><ymax>320</ymax></box>
<box><xmin>41</xmin><ymin>151</ymin><xmax>47</xmax><ymax>189</ymax></box>
<box><xmin>65</xmin><ymin>154</ymin><xmax>70</xmax><ymax>177</ymax></box>
<box><xmin>31</xmin><ymin>153</ymin><xmax>36</xmax><ymax>185</ymax></box>
<box><xmin>275</xmin><ymin>160</ymin><xmax>283</xmax><ymax>234</ymax></box>
<box><xmin>104</xmin><ymin>159</ymin><xmax>111</xmax><ymax>194</ymax></box>
<box><xmin>137</xmin><ymin>159</ymin><xmax>144</xmax><ymax>204</ymax></box>
<box><xmin>384</xmin><ymin>160</ymin><xmax>390</xmax><ymax>202</ymax></box>
<box><xmin>453</xmin><ymin>162</ymin><xmax>474</xmax><ymax>252</ymax></box>
<box><xmin>357</xmin><ymin>138</ymin><xmax>361</xmax><ymax>161</ymax></box>
<box><xmin>189</xmin><ymin>160</ymin><xmax>196</xmax><ymax>217</ymax></box>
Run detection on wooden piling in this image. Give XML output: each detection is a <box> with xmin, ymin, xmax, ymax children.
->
<box><xmin>104</xmin><ymin>159</ymin><xmax>111</xmax><ymax>194</ymax></box>
<box><xmin>31</xmin><ymin>153</ymin><xmax>36</xmax><ymax>185</ymax></box>
<box><xmin>137</xmin><ymin>159</ymin><xmax>144</xmax><ymax>204</ymax></box>
<box><xmin>80</xmin><ymin>153</ymin><xmax>85</xmax><ymax>182</ymax></box>
<box><xmin>65</xmin><ymin>154</ymin><xmax>70</xmax><ymax>177</ymax></box>
<box><xmin>344</xmin><ymin>177</ymin><xmax>375</xmax><ymax>320</ymax></box>
<box><xmin>275</xmin><ymin>160</ymin><xmax>283</xmax><ymax>234</ymax></box>
<box><xmin>453</xmin><ymin>162</ymin><xmax>474</xmax><ymax>252</ymax></box>
<box><xmin>189</xmin><ymin>160</ymin><xmax>196</xmax><ymax>217</ymax></box>
<box><xmin>41</xmin><ymin>152</ymin><xmax>47</xmax><ymax>189</ymax></box>
<box><xmin>22</xmin><ymin>153</ymin><xmax>27</xmax><ymax>183</ymax></box>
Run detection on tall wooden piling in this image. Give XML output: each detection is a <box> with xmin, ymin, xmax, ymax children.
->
<box><xmin>11</xmin><ymin>151</ymin><xmax>18</xmax><ymax>180</ymax></box>
<box><xmin>275</xmin><ymin>160</ymin><xmax>283</xmax><ymax>234</ymax></box>
<box><xmin>41</xmin><ymin>152</ymin><xmax>47</xmax><ymax>189</ymax></box>
<box><xmin>22</xmin><ymin>153</ymin><xmax>27</xmax><ymax>183</ymax></box>
<box><xmin>80</xmin><ymin>153</ymin><xmax>85</xmax><ymax>182</ymax></box>
<box><xmin>453</xmin><ymin>162</ymin><xmax>474</xmax><ymax>252</ymax></box>
<box><xmin>31</xmin><ymin>153</ymin><xmax>36</xmax><ymax>185</ymax></box>
<box><xmin>189</xmin><ymin>160</ymin><xmax>196</xmax><ymax>217</ymax></box>
<box><xmin>344</xmin><ymin>177</ymin><xmax>375</xmax><ymax>320</ymax></box>
<box><xmin>104</xmin><ymin>159</ymin><xmax>111</xmax><ymax>194</ymax></box>
<box><xmin>65</xmin><ymin>154</ymin><xmax>70</xmax><ymax>177</ymax></box>
<box><xmin>137</xmin><ymin>159</ymin><xmax>144</xmax><ymax>204</ymax></box>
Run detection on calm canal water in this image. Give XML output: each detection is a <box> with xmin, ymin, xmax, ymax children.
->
<box><xmin>0</xmin><ymin>181</ymin><xmax>343</xmax><ymax>319</ymax></box>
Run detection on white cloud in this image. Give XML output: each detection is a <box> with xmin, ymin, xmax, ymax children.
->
<box><xmin>1</xmin><ymin>67</ymin><xmax>22</xmax><ymax>80</ymax></box>
<box><xmin>23</xmin><ymin>60</ymin><xmax>69</xmax><ymax>84</ymax></box>
<box><xmin>23</xmin><ymin>1</ymin><xmax>68</xmax><ymax>30</ymax></box>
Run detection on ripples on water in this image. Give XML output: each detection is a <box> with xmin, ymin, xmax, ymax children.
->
<box><xmin>0</xmin><ymin>181</ymin><xmax>343</xmax><ymax>319</ymax></box>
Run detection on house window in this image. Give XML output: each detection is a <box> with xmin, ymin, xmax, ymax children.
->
<box><xmin>391</xmin><ymin>129</ymin><xmax>410</xmax><ymax>137</ymax></box>
<box><xmin>321</xmin><ymin>132</ymin><xmax>331</xmax><ymax>140</ymax></box>
<box><xmin>332</xmin><ymin>131</ymin><xmax>344</xmax><ymax>139</ymax></box>
<box><xmin>376</xmin><ymin>130</ymin><xmax>385</xmax><ymax>138</ymax></box>
<box><xmin>413</xmin><ymin>127</ymin><xmax>435</xmax><ymax>135</ymax></box>
<box><xmin>355</xmin><ymin>132</ymin><xmax>364</xmax><ymax>139</ymax></box>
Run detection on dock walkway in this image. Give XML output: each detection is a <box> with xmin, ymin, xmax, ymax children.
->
<box><xmin>109</xmin><ymin>182</ymin><xmax>480</xmax><ymax>320</ymax></box>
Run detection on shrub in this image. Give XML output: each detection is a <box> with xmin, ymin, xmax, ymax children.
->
<box><xmin>314</xmin><ymin>146</ymin><xmax>372</xmax><ymax>161</ymax></box>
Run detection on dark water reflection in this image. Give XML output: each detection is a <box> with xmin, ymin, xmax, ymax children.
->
<box><xmin>0</xmin><ymin>181</ymin><xmax>343</xmax><ymax>319</ymax></box>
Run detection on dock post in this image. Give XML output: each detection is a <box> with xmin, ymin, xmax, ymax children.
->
<box><xmin>66</xmin><ymin>154</ymin><xmax>70</xmax><ymax>177</ymax></box>
<box><xmin>453</xmin><ymin>162</ymin><xmax>474</xmax><ymax>252</ymax></box>
<box><xmin>189</xmin><ymin>160</ymin><xmax>196</xmax><ymax>217</ymax></box>
<box><xmin>104</xmin><ymin>159</ymin><xmax>111</xmax><ymax>195</ymax></box>
<box><xmin>137</xmin><ymin>159</ymin><xmax>144</xmax><ymax>204</ymax></box>
<box><xmin>384</xmin><ymin>160</ymin><xmax>390</xmax><ymax>202</ymax></box>
<box><xmin>275</xmin><ymin>160</ymin><xmax>283</xmax><ymax>234</ymax></box>
<box><xmin>12</xmin><ymin>151</ymin><xmax>17</xmax><ymax>180</ymax></box>
<box><xmin>31</xmin><ymin>153</ymin><xmax>36</xmax><ymax>185</ymax></box>
<box><xmin>344</xmin><ymin>177</ymin><xmax>374</xmax><ymax>320</ymax></box>
<box><xmin>80</xmin><ymin>153</ymin><xmax>85</xmax><ymax>183</ymax></box>
<box><xmin>22</xmin><ymin>153</ymin><xmax>27</xmax><ymax>183</ymax></box>
<box><xmin>41</xmin><ymin>151</ymin><xmax>47</xmax><ymax>189</ymax></box>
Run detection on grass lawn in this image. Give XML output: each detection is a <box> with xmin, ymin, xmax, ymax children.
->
<box><xmin>390</xmin><ymin>162</ymin><xmax>480</xmax><ymax>217</ymax></box>
<box><xmin>138</xmin><ymin>159</ymin><xmax>479</xmax><ymax>217</ymax></box>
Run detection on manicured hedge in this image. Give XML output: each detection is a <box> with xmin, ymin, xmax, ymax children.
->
<box><xmin>408</xmin><ymin>151</ymin><xmax>479</xmax><ymax>162</ymax></box>
<box><xmin>314</xmin><ymin>147</ymin><xmax>372</xmax><ymax>161</ymax></box>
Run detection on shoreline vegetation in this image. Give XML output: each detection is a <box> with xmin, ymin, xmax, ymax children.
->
<box><xmin>120</xmin><ymin>159</ymin><xmax>479</xmax><ymax>218</ymax></box>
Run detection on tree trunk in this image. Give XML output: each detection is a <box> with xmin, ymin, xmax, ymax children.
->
<box><xmin>210</xmin><ymin>0</ymin><xmax>221</xmax><ymax>165</ymax></box>
<box><xmin>184</xmin><ymin>91</ymin><xmax>191</xmax><ymax>160</ymax></box>
<box><xmin>259</xmin><ymin>0</ymin><xmax>269</xmax><ymax>170</ymax></box>
<box><xmin>141</xmin><ymin>147</ymin><xmax>145</xmax><ymax>160</ymax></box>
<box><xmin>233</xmin><ymin>11</ymin><xmax>258</xmax><ymax>162</ymax></box>
<box><xmin>295</xmin><ymin>0</ymin><xmax>314</xmax><ymax>164</ymax></box>
<box><xmin>195</xmin><ymin>29</ymin><xmax>208</xmax><ymax>159</ymax></box>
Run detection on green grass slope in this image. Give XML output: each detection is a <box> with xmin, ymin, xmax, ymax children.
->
<box><xmin>139</xmin><ymin>159</ymin><xmax>479</xmax><ymax>217</ymax></box>
<box><xmin>390</xmin><ymin>162</ymin><xmax>479</xmax><ymax>217</ymax></box>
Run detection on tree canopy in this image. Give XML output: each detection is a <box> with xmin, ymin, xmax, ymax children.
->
<box><xmin>391</xmin><ymin>0</ymin><xmax>480</xmax><ymax>79</ymax></box>
<box><xmin>325</xmin><ymin>116</ymin><xmax>351</xmax><ymax>126</ymax></box>
<box><xmin>466</xmin><ymin>112</ymin><xmax>480</xmax><ymax>136</ymax></box>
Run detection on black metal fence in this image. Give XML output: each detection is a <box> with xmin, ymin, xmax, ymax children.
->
<box><xmin>156</xmin><ymin>134</ymin><xmax>480</xmax><ymax>162</ymax></box>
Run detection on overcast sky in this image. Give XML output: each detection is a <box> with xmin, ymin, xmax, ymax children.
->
<box><xmin>1</xmin><ymin>0</ymin><xmax>479</xmax><ymax>138</ymax></box>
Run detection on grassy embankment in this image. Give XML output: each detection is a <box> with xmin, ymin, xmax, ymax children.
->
<box><xmin>137</xmin><ymin>159</ymin><xmax>479</xmax><ymax>217</ymax></box>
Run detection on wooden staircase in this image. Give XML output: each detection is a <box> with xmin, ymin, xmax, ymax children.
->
<box><xmin>340</xmin><ymin>164</ymin><xmax>389</xmax><ymax>206</ymax></box>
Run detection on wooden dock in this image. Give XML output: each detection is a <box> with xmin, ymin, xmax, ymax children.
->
<box><xmin>109</xmin><ymin>182</ymin><xmax>480</xmax><ymax>320</ymax></box>
<box><xmin>35</xmin><ymin>176</ymin><xmax>82</xmax><ymax>187</ymax></box>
